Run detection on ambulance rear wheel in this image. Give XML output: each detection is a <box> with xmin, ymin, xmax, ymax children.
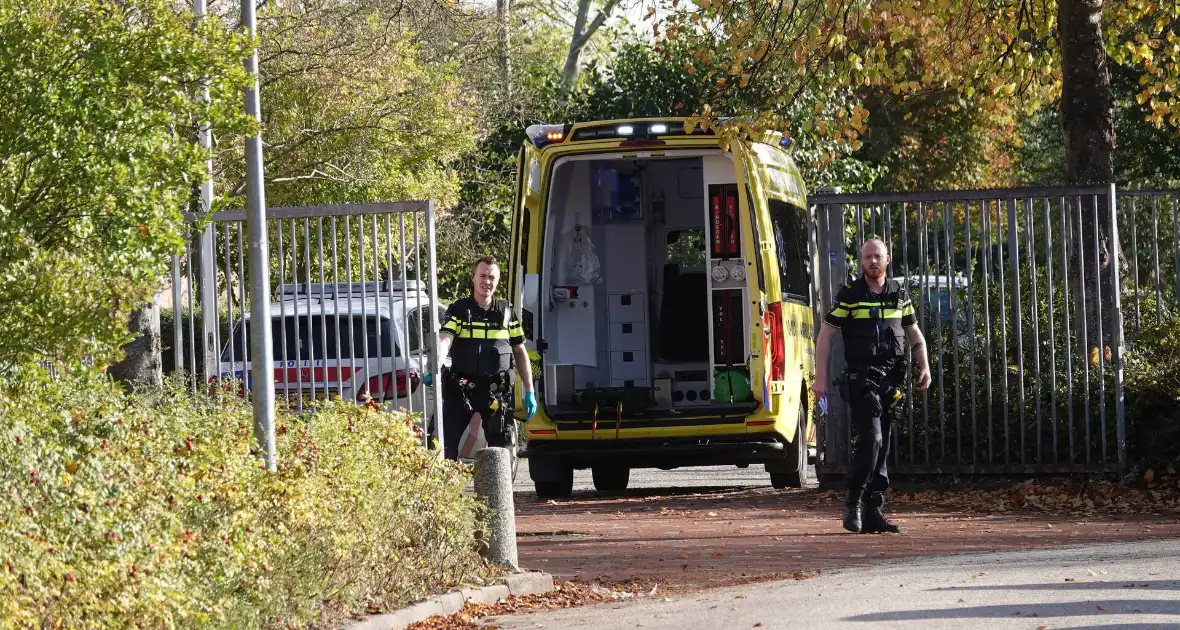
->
<box><xmin>768</xmin><ymin>403</ymin><xmax>809</xmax><ymax>489</ymax></box>
<box><xmin>533</xmin><ymin>464</ymin><xmax>573</xmax><ymax>500</ymax></box>
<box><xmin>591</xmin><ymin>465</ymin><xmax>630</xmax><ymax>495</ymax></box>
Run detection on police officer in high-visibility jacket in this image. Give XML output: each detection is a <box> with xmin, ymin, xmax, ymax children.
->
<box><xmin>427</xmin><ymin>255</ymin><xmax>537</xmax><ymax>460</ymax></box>
<box><xmin>814</xmin><ymin>239</ymin><xmax>931</xmax><ymax>534</ymax></box>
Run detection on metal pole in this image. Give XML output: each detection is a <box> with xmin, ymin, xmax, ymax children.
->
<box><xmin>426</xmin><ymin>201</ymin><xmax>445</xmax><ymax>455</ymax></box>
<box><xmin>243</xmin><ymin>0</ymin><xmax>276</xmax><ymax>472</ymax></box>
<box><xmin>195</xmin><ymin>0</ymin><xmax>219</xmax><ymax>385</ymax></box>
<box><xmin>1109</xmin><ymin>185</ymin><xmax>1127</xmax><ymax>477</ymax></box>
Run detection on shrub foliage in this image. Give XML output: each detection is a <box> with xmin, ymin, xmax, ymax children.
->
<box><xmin>0</xmin><ymin>368</ymin><xmax>487</xmax><ymax>629</ymax></box>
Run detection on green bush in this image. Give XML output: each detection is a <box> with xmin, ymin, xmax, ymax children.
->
<box><xmin>0</xmin><ymin>367</ymin><xmax>488</xmax><ymax>629</ymax></box>
<box><xmin>1123</xmin><ymin>315</ymin><xmax>1180</xmax><ymax>472</ymax></box>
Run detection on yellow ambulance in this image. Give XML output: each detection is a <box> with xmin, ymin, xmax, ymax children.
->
<box><xmin>507</xmin><ymin>118</ymin><xmax>817</xmax><ymax>498</ymax></box>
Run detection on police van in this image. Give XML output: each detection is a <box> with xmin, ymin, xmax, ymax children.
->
<box><xmin>218</xmin><ymin>281</ymin><xmax>444</xmax><ymax>414</ymax></box>
<box><xmin>507</xmin><ymin>117</ymin><xmax>819</xmax><ymax>498</ymax></box>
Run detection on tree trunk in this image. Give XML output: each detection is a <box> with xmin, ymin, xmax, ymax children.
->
<box><xmin>497</xmin><ymin>0</ymin><xmax>512</xmax><ymax>103</ymax></box>
<box><xmin>108</xmin><ymin>303</ymin><xmax>163</xmax><ymax>389</ymax></box>
<box><xmin>1058</xmin><ymin>0</ymin><xmax>1117</xmax><ymax>357</ymax></box>
<box><xmin>561</xmin><ymin>0</ymin><xmax>592</xmax><ymax>90</ymax></box>
<box><xmin>560</xmin><ymin>0</ymin><xmax>620</xmax><ymax>91</ymax></box>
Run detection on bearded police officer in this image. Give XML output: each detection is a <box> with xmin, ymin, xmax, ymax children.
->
<box><xmin>427</xmin><ymin>255</ymin><xmax>537</xmax><ymax>460</ymax></box>
<box><xmin>814</xmin><ymin>239</ymin><xmax>931</xmax><ymax>534</ymax></box>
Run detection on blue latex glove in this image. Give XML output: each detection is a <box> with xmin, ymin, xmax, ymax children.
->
<box><xmin>421</xmin><ymin>373</ymin><xmax>433</xmax><ymax>387</ymax></box>
<box><xmin>523</xmin><ymin>391</ymin><xmax>537</xmax><ymax>419</ymax></box>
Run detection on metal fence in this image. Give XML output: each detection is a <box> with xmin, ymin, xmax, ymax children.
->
<box><xmin>167</xmin><ymin>201</ymin><xmax>444</xmax><ymax>443</ymax></box>
<box><xmin>811</xmin><ymin>186</ymin><xmax>1180</xmax><ymax>477</ymax></box>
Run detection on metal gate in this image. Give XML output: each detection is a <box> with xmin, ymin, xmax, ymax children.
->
<box><xmin>166</xmin><ymin>201</ymin><xmax>443</xmax><ymax>440</ymax></box>
<box><xmin>811</xmin><ymin>186</ymin><xmax>1180</xmax><ymax>477</ymax></box>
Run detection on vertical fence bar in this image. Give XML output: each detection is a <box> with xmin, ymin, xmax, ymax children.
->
<box><xmin>933</xmin><ymin>201</ymin><xmax>946</xmax><ymax>462</ymax></box>
<box><xmin>1152</xmin><ymin>197</ymin><xmax>1162</xmax><ymax>324</ymax></box>
<box><xmin>1129</xmin><ymin>197</ymin><xmax>1141</xmax><ymax>334</ymax></box>
<box><xmin>998</xmin><ymin>200</ymin><xmax>1011</xmax><ymax>465</ymax></box>
<box><xmin>368</xmin><ymin>217</ymin><xmax>382</xmax><ymax>405</ymax></box>
<box><xmin>902</xmin><ymin>202</ymin><xmax>915</xmax><ymax>465</ymax></box>
<box><xmin>1061</xmin><ymin>198</ymin><xmax>1075</xmax><ymax>463</ymax></box>
<box><xmin>172</xmin><ymin>252</ymin><xmax>184</xmax><ymax>378</ymax></box>
<box><xmin>413</xmin><ymin>214</ymin><xmax>426</xmax><ymax>413</ymax></box>
<box><xmin>856</xmin><ymin>204</ymin><xmax>865</xmax><ymax>248</ymax></box>
<box><xmin>186</xmin><ymin>237</ymin><xmax>198</xmax><ymax>391</ymax></box>
<box><xmin>290</xmin><ymin>219</ymin><xmax>304</xmax><ymax>414</ymax></box>
<box><xmin>199</xmin><ymin>223</ymin><xmax>219</xmax><ymax>384</ymax></box>
<box><xmin>1092</xmin><ymin>195</ymin><xmax>1106</xmax><ymax>464</ymax></box>
<box><xmin>358</xmin><ymin>215</ymin><xmax>371</xmax><ymax>406</ymax></box>
<box><xmin>385</xmin><ymin>215</ymin><xmax>398</xmax><ymax>405</ymax></box>
<box><xmin>302</xmin><ymin>218</ymin><xmax>315</xmax><ymax>403</ymax></box>
<box><xmin>331</xmin><ymin>218</ymin><xmax>344</xmax><ymax>399</ymax></box>
<box><xmin>344</xmin><ymin>216</ymin><xmax>356</xmax><ymax>400</ymax></box>
<box><xmin>1025</xmin><ymin>198</ymin><xmax>1042</xmax><ymax>464</ymax></box>
<box><xmin>426</xmin><ymin>201</ymin><xmax>444</xmax><ymax>452</ymax></box>
<box><xmin>1007</xmin><ymin>198</ymin><xmax>1025</xmax><ymax>467</ymax></box>
<box><xmin>886</xmin><ymin>202</ymin><xmax>900</xmax><ymax>465</ymax></box>
<box><xmin>223</xmin><ymin>223</ymin><xmax>235</xmax><ymax>371</ymax></box>
<box><xmin>982</xmin><ymin>201</ymin><xmax>995</xmax><ymax>464</ymax></box>
<box><xmin>1044</xmin><ymin>199</ymin><xmax>1059</xmax><ymax>464</ymax></box>
<box><xmin>237</xmin><ymin>223</ymin><xmax>248</xmax><ymax>371</ymax></box>
<box><xmin>276</xmin><ymin>221</ymin><xmax>290</xmax><ymax>405</ymax></box>
<box><xmin>946</xmin><ymin>201</ymin><xmax>962</xmax><ymax>463</ymax></box>
<box><xmin>966</xmin><ymin>201</ymin><xmax>977</xmax><ymax>468</ymax></box>
<box><xmin>317</xmin><ymin>218</ymin><xmax>329</xmax><ymax>402</ymax></box>
<box><xmin>1172</xmin><ymin>197</ymin><xmax>1180</xmax><ymax>302</ymax></box>
<box><xmin>1108</xmin><ymin>185</ymin><xmax>1127</xmax><ymax>476</ymax></box>
<box><xmin>371</xmin><ymin>216</ymin><xmax>385</xmax><ymax>405</ymax></box>
<box><xmin>398</xmin><ymin>213</ymin><xmax>412</xmax><ymax>413</ymax></box>
<box><xmin>1075</xmin><ymin>197</ymin><xmax>1090</xmax><ymax>464</ymax></box>
<box><xmin>918</xmin><ymin>201</ymin><xmax>931</xmax><ymax>464</ymax></box>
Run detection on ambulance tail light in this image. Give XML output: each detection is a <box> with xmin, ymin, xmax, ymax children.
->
<box><xmin>765</xmin><ymin>303</ymin><xmax>786</xmax><ymax>382</ymax></box>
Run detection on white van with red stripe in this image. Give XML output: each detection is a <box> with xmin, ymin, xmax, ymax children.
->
<box><xmin>217</xmin><ymin>281</ymin><xmax>445</xmax><ymax>415</ymax></box>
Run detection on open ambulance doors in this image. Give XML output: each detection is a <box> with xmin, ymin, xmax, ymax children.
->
<box><xmin>514</xmin><ymin>147</ymin><xmax>761</xmax><ymax>419</ymax></box>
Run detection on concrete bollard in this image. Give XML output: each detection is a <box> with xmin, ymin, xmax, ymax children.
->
<box><xmin>472</xmin><ymin>447</ymin><xmax>519</xmax><ymax>572</ymax></box>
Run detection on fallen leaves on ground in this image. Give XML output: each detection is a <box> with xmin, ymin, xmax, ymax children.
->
<box><xmin>405</xmin><ymin>581</ymin><xmax>660</xmax><ymax>630</ymax></box>
<box><xmin>811</xmin><ymin>479</ymin><xmax>1180</xmax><ymax>516</ymax></box>
<box><xmin>405</xmin><ymin>583</ymin><xmax>600</xmax><ymax>629</ymax></box>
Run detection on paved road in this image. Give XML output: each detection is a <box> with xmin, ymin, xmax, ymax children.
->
<box><xmin>512</xmin><ymin>459</ymin><xmax>817</xmax><ymax>495</ymax></box>
<box><xmin>484</xmin><ymin>539</ymin><xmax>1180</xmax><ymax>629</ymax></box>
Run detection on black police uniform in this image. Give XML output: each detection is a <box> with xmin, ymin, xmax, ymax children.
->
<box><xmin>823</xmin><ymin>277</ymin><xmax>916</xmax><ymax>533</ymax></box>
<box><xmin>438</xmin><ymin>296</ymin><xmax>526</xmax><ymax>460</ymax></box>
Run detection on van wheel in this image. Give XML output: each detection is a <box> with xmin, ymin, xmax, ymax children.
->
<box><xmin>591</xmin><ymin>466</ymin><xmax>630</xmax><ymax>494</ymax></box>
<box><xmin>533</xmin><ymin>465</ymin><xmax>574</xmax><ymax>500</ymax></box>
<box><xmin>768</xmin><ymin>403</ymin><xmax>809</xmax><ymax>489</ymax></box>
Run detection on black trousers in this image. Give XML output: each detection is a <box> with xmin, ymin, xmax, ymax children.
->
<box><xmin>846</xmin><ymin>377</ymin><xmax>898</xmax><ymax>495</ymax></box>
<box><xmin>440</xmin><ymin>376</ymin><xmax>513</xmax><ymax>460</ymax></box>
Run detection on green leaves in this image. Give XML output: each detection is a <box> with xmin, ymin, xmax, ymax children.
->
<box><xmin>0</xmin><ymin>0</ymin><xmax>251</xmax><ymax>372</ymax></box>
<box><xmin>0</xmin><ymin>367</ymin><xmax>487</xmax><ymax>627</ymax></box>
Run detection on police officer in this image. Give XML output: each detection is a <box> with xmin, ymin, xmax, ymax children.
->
<box><xmin>814</xmin><ymin>239</ymin><xmax>931</xmax><ymax>534</ymax></box>
<box><xmin>427</xmin><ymin>255</ymin><xmax>537</xmax><ymax>460</ymax></box>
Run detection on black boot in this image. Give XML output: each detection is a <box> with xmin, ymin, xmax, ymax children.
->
<box><xmin>842</xmin><ymin>490</ymin><xmax>863</xmax><ymax>533</ymax></box>
<box><xmin>862</xmin><ymin>492</ymin><xmax>902</xmax><ymax>534</ymax></box>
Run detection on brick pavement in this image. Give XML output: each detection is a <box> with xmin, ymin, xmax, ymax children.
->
<box><xmin>514</xmin><ymin>486</ymin><xmax>1180</xmax><ymax>593</ymax></box>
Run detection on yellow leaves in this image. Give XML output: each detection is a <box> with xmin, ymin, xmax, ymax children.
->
<box><xmin>685</xmin><ymin>63</ymin><xmax>697</xmax><ymax>75</ymax></box>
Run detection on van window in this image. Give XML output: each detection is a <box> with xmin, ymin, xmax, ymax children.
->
<box><xmin>768</xmin><ymin>199</ymin><xmax>810</xmax><ymax>303</ymax></box>
<box><xmin>222</xmin><ymin>315</ymin><xmax>398</xmax><ymax>362</ymax></box>
<box><xmin>405</xmin><ymin>305</ymin><xmax>448</xmax><ymax>353</ymax></box>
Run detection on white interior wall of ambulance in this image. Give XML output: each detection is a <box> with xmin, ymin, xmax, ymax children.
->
<box><xmin>539</xmin><ymin>151</ymin><xmax>752</xmax><ymax>412</ymax></box>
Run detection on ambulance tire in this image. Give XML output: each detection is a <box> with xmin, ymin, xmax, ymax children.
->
<box><xmin>532</xmin><ymin>458</ymin><xmax>574</xmax><ymax>499</ymax></box>
<box><xmin>591</xmin><ymin>465</ymin><xmax>630</xmax><ymax>495</ymax></box>
<box><xmin>769</xmin><ymin>403</ymin><xmax>809</xmax><ymax>489</ymax></box>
